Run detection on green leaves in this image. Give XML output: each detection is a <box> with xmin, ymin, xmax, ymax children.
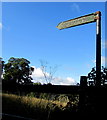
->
<box><xmin>3</xmin><ymin>57</ymin><xmax>34</xmax><ymax>85</ymax></box>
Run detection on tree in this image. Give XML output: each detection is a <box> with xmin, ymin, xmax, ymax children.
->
<box><xmin>0</xmin><ymin>57</ymin><xmax>4</xmax><ymax>81</ymax></box>
<box><xmin>0</xmin><ymin>57</ymin><xmax>3</xmax><ymax>78</ymax></box>
<box><xmin>0</xmin><ymin>57</ymin><xmax>4</xmax><ymax>90</ymax></box>
<box><xmin>39</xmin><ymin>60</ymin><xmax>58</xmax><ymax>84</ymax></box>
<box><xmin>3</xmin><ymin>57</ymin><xmax>34</xmax><ymax>85</ymax></box>
<box><xmin>88</xmin><ymin>66</ymin><xmax>107</xmax><ymax>85</ymax></box>
<box><xmin>0</xmin><ymin>57</ymin><xmax>4</xmax><ymax>71</ymax></box>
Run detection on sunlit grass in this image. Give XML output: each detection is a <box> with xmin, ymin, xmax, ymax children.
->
<box><xmin>2</xmin><ymin>93</ymin><xmax>69</xmax><ymax>119</ymax></box>
<box><xmin>2</xmin><ymin>93</ymin><xmax>67</xmax><ymax>107</ymax></box>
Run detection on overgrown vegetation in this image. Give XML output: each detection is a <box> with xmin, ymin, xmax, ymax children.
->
<box><xmin>2</xmin><ymin>93</ymin><xmax>79</xmax><ymax>120</ymax></box>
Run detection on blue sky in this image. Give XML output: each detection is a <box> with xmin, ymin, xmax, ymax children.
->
<box><xmin>2</xmin><ymin>2</ymin><xmax>106</xmax><ymax>84</ymax></box>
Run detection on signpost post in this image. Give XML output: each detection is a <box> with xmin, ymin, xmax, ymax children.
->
<box><xmin>96</xmin><ymin>11</ymin><xmax>101</xmax><ymax>87</ymax></box>
<box><xmin>57</xmin><ymin>11</ymin><xmax>101</xmax><ymax>86</ymax></box>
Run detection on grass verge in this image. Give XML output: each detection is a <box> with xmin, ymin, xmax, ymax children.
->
<box><xmin>2</xmin><ymin>93</ymin><xmax>72</xmax><ymax>120</ymax></box>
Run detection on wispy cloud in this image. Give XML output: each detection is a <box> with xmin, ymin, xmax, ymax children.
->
<box><xmin>31</xmin><ymin>66</ymin><xmax>49</xmax><ymax>83</ymax></box>
<box><xmin>71</xmin><ymin>3</ymin><xmax>80</xmax><ymax>13</ymax></box>
<box><xmin>0</xmin><ymin>23</ymin><xmax>2</xmax><ymax>30</ymax></box>
<box><xmin>53</xmin><ymin>77</ymin><xmax>77</xmax><ymax>85</ymax></box>
<box><xmin>31</xmin><ymin>66</ymin><xmax>77</xmax><ymax>85</ymax></box>
<box><xmin>0</xmin><ymin>22</ymin><xmax>11</xmax><ymax>31</ymax></box>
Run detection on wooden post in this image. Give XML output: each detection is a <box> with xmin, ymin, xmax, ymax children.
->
<box><xmin>80</xmin><ymin>76</ymin><xmax>87</xmax><ymax>87</ymax></box>
<box><xmin>95</xmin><ymin>11</ymin><xmax>101</xmax><ymax>87</ymax></box>
<box><xmin>79</xmin><ymin>76</ymin><xmax>87</xmax><ymax>113</ymax></box>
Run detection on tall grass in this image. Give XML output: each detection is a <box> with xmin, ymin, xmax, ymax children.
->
<box><xmin>2</xmin><ymin>93</ymin><xmax>72</xmax><ymax>120</ymax></box>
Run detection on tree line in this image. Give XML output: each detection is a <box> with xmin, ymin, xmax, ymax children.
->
<box><xmin>1</xmin><ymin>57</ymin><xmax>107</xmax><ymax>87</ymax></box>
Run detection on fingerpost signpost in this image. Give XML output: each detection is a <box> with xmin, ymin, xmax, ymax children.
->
<box><xmin>57</xmin><ymin>11</ymin><xmax>101</xmax><ymax>86</ymax></box>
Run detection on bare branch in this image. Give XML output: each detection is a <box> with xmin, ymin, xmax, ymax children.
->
<box><xmin>39</xmin><ymin>60</ymin><xmax>58</xmax><ymax>84</ymax></box>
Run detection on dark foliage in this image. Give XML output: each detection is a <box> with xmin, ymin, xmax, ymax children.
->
<box><xmin>88</xmin><ymin>66</ymin><xmax>107</xmax><ymax>85</ymax></box>
<box><xmin>2</xmin><ymin>57</ymin><xmax>34</xmax><ymax>85</ymax></box>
